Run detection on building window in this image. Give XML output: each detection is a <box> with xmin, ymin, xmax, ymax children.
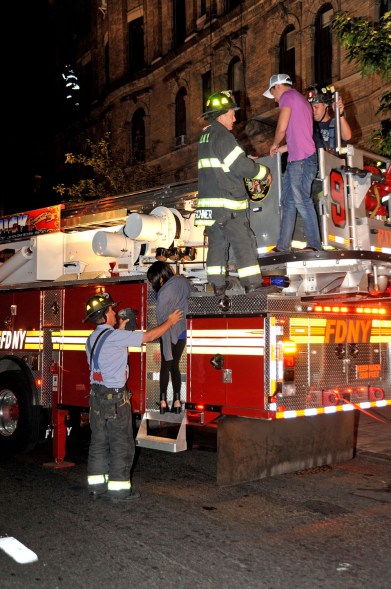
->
<box><xmin>225</xmin><ymin>0</ymin><xmax>241</xmax><ymax>12</ymax></box>
<box><xmin>173</xmin><ymin>0</ymin><xmax>186</xmax><ymax>49</ymax></box>
<box><xmin>132</xmin><ymin>108</ymin><xmax>146</xmax><ymax>164</ymax></box>
<box><xmin>82</xmin><ymin>60</ymin><xmax>94</xmax><ymax>107</ymax></box>
<box><xmin>175</xmin><ymin>87</ymin><xmax>187</xmax><ymax>144</ymax></box>
<box><xmin>279</xmin><ymin>26</ymin><xmax>296</xmax><ymax>84</ymax></box>
<box><xmin>202</xmin><ymin>71</ymin><xmax>212</xmax><ymax>114</ymax></box>
<box><xmin>155</xmin><ymin>0</ymin><xmax>163</xmax><ymax>58</ymax></box>
<box><xmin>315</xmin><ymin>5</ymin><xmax>333</xmax><ymax>85</ymax></box>
<box><xmin>228</xmin><ymin>57</ymin><xmax>244</xmax><ymax>123</ymax></box>
<box><xmin>379</xmin><ymin>0</ymin><xmax>391</xmax><ymax>19</ymax></box>
<box><xmin>128</xmin><ymin>16</ymin><xmax>145</xmax><ymax>76</ymax></box>
<box><xmin>104</xmin><ymin>42</ymin><xmax>110</xmax><ymax>87</ymax></box>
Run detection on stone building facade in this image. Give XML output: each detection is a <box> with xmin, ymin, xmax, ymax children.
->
<box><xmin>53</xmin><ymin>0</ymin><xmax>388</xmax><ymax>188</ymax></box>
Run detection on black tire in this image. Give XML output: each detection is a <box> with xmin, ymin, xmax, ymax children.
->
<box><xmin>0</xmin><ymin>371</ymin><xmax>41</xmax><ymax>455</ymax></box>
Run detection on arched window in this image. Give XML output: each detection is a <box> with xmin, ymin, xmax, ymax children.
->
<box><xmin>131</xmin><ymin>108</ymin><xmax>146</xmax><ymax>164</ymax></box>
<box><xmin>315</xmin><ymin>4</ymin><xmax>333</xmax><ymax>84</ymax></box>
<box><xmin>279</xmin><ymin>26</ymin><xmax>296</xmax><ymax>84</ymax></box>
<box><xmin>228</xmin><ymin>56</ymin><xmax>244</xmax><ymax>123</ymax></box>
<box><xmin>175</xmin><ymin>87</ymin><xmax>187</xmax><ymax>142</ymax></box>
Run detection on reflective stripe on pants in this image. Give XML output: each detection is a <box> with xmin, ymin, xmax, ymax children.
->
<box><xmin>205</xmin><ymin>210</ymin><xmax>262</xmax><ymax>289</ymax></box>
<box><xmin>87</xmin><ymin>391</ymin><xmax>134</xmax><ymax>496</ymax></box>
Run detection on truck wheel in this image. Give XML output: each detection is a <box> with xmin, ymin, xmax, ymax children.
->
<box><xmin>0</xmin><ymin>372</ymin><xmax>41</xmax><ymax>454</ymax></box>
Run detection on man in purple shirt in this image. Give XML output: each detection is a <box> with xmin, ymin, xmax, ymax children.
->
<box><xmin>264</xmin><ymin>74</ymin><xmax>322</xmax><ymax>252</ymax></box>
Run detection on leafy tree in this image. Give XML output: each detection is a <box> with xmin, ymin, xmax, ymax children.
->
<box><xmin>53</xmin><ymin>133</ymin><xmax>159</xmax><ymax>202</ymax></box>
<box><xmin>332</xmin><ymin>10</ymin><xmax>390</xmax><ymax>155</ymax></box>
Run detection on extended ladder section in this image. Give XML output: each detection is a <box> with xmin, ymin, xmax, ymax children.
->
<box><xmin>136</xmin><ymin>410</ymin><xmax>187</xmax><ymax>452</ymax></box>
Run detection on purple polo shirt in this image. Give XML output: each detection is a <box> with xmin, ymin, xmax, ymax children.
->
<box><xmin>279</xmin><ymin>88</ymin><xmax>316</xmax><ymax>162</ymax></box>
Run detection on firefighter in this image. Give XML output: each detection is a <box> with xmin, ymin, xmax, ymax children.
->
<box><xmin>306</xmin><ymin>84</ymin><xmax>352</xmax><ymax>225</ymax></box>
<box><xmin>195</xmin><ymin>90</ymin><xmax>272</xmax><ymax>295</ymax></box>
<box><xmin>84</xmin><ymin>291</ymin><xmax>183</xmax><ymax>502</ymax></box>
<box><xmin>305</xmin><ymin>84</ymin><xmax>352</xmax><ymax>155</ymax></box>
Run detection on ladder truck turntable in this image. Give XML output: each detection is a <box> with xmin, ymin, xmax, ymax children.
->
<box><xmin>0</xmin><ymin>145</ymin><xmax>390</xmax><ymax>485</ymax></box>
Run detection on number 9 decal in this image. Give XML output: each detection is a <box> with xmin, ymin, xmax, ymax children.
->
<box><xmin>330</xmin><ymin>169</ymin><xmax>346</xmax><ymax>229</ymax></box>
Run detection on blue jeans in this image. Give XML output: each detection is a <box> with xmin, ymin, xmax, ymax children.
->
<box><xmin>277</xmin><ymin>153</ymin><xmax>321</xmax><ymax>251</ymax></box>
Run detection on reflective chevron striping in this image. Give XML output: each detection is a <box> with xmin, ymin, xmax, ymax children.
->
<box><xmin>17</xmin><ymin>330</ymin><xmax>144</xmax><ymax>352</ymax></box>
<box><xmin>275</xmin><ymin>399</ymin><xmax>390</xmax><ymax>419</ymax></box>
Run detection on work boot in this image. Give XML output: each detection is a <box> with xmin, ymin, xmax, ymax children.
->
<box><xmin>89</xmin><ymin>489</ymin><xmax>108</xmax><ymax>501</ymax></box>
<box><xmin>213</xmin><ymin>283</ymin><xmax>228</xmax><ymax>296</ymax></box>
<box><xmin>109</xmin><ymin>490</ymin><xmax>141</xmax><ymax>503</ymax></box>
<box><xmin>245</xmin><ymin>284</ymin><xmax>280</xmax><ymax>295</ymax></box>
<box><xmin>244</xmin><ymin>283</ymin><xmax>264</xmax><ymax>294</ymax></box>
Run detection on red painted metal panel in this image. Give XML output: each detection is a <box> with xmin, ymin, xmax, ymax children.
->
<box><xmin>188</xmin><ymin>316</ymin><xmax>265</xmax><ymax>414</ymax></box>
<box><xmin>59</xmin><ymin>281</ymin><xmax>146</xmax><ymax>411</ymax></box>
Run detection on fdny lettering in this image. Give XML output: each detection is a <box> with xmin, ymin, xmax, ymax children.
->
<box><xmin>324</xmin><ymin>319</ymin><xmax>372</xmax><ymax>344</ymax></box>
<box><xmin>0</xmin><ymin>331</ymin><xmax>27</xmax><ymax>350</ymax></box>
<box><xmin>195</xmin><ymin>209</ymin><xmax>212</xmax><ymax>220</ymax></box>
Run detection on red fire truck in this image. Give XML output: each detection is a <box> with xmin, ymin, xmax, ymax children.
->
<box><xmin>0</xmin><ymin>145</ymin><xmax>390</xmax><ymax>484</ymax></box>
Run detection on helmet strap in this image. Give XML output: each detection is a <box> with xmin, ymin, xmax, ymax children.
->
<box><xmin>319</xmin><ymin>105</ymin><xmax>328</xmax><ymax>123</ymax></box>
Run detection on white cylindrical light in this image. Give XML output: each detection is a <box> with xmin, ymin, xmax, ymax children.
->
<box><xmin>0</xmin><ymin>247</ymin><xmax>33</xmax><ymax>282</ymax></box>
<box><xmin>92</xmin><ymin>231</ymin><xmax>134</xmax><ymax>258</ymax></box>
<box><xmin>124</xmin><ymin>213</ymin><xmax>164</xmax><ymax>242</ymax></box>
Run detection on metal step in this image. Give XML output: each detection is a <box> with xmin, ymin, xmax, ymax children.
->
<box><xmin>136</xmin><ymin>410</ymin><xmax>187</xmax><ymax>452</ymax></box>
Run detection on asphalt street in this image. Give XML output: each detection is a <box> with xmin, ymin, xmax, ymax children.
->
<box><xmin>354</xmin><ymin>404</ymin><xmax>391</xmax><ymax>459</ymax></box>
<box><xmin>0</xmin><ymin>405</ymin><xmax>390</xmax><ymax>589</ymax></box>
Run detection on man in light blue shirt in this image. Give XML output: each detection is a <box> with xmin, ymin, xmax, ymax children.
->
<box><xmin>84</xmin><ymin>291</ymin><xmax>182</xmax><ymax>502</ymax></box>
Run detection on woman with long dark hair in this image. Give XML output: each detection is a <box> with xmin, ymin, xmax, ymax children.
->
<box><xmin>147</xmin><ymin>261</ymin><xmax>191</xmax><ymax>414</ymax></box>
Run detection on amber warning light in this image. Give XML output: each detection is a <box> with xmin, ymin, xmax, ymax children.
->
<box><xmin>281</xmin><ymin>340</ymin><xmax>297</xmax><ymax>355</ymax></box>
<box><xmin>314</xmin><ymin>305</ymin><xmax>387</xmax><ymax>315</ymax></box>
<box><xmin>281</xmin><ymin>340</ymin><xmax>297</xmax><ymax>394</ymax></box>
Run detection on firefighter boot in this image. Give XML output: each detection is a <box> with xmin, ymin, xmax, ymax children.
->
<box><xmin>245</xmin><ymin>284</ymin><xmax>281</xmax><ymax>295</ymax></box>
<box><xmin>89</xmin><ymin>489</ymin><xmax>108</xmax><ymax>501</ymax></box>
<box><xmin>110</xmin><ymin>489</ymin><xmax>141</xmax><ymax>503</ymax></box>
<box><xmin>244</xmin><ymin>282</ymin><xmax>265</xmax><ymax>295</ymax></box>
<box><xmin>213</xmin><ymin>283</ymin><xmax>228</xmax><ymax>297</ymax></box>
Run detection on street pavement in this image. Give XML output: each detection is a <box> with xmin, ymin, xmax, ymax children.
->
<box><xmin>355</xmin><ymin>404</ymin><xmax>391</xmax><ymax>460</ymax></box>
<box><xmin>1</xmin><ymin>403</ymin><xmax>390</xmax><ymax>589</ymax></box>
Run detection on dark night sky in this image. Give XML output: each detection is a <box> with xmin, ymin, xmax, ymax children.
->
<box><xmin>3</xmin><ymin>1</ymin><xmax>59</xmax><ymax>216</ymax></box>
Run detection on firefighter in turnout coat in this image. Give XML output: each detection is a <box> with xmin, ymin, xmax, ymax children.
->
<box><xmin>84</xmin><ymin>292</ymin><xmax>182</xmax><ymax>502</ymax></box>
<box><xmin>195</xmin><ymin>90</ymin><xmax>271</xmax><ymax>295</ymax></box>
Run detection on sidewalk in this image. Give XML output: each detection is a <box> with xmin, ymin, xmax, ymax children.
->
<box><xmin>355</xmin><ymin>404</ymin><xmax>391</xmax><ymax>459</ymax></box>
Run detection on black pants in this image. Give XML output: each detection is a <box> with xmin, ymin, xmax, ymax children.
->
<box><xmin>159</xmin><ymin>338</ymin><xmax>186</xmax><ymax>402</ymax></box>
<box><xmin>205</xmin><ymin>210</ymin><xmax>262</xmax><ymax>290</ymax></box>
<box><xmin>87</xmin><ymin>386</ymin><xmax>134</xmax><ymax>498</ymax></box>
